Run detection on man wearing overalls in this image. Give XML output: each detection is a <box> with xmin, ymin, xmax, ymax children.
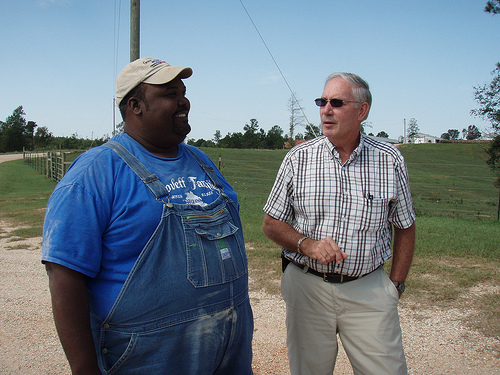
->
<box><xmin>42</xmin><ymin>58</ymin><xmax>254</xmax><ymax>374</ymax></box>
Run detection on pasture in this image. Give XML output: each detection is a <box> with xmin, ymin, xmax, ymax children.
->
<box><xmin>0</xmin><ymin>141</ymin><xmax>498</xmax><ymax>338</ymax></box>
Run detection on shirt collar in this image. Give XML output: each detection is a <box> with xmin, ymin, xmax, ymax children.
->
<box><xmin>323</xmin><ymin>133</ymin><xmax>365</xmax><ymax>165</ymax></box>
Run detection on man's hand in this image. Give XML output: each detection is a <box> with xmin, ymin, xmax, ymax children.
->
<box><xmin>263</xmin><ymin>214</ymin><xmax>348</xmax><ymax>265</ymax></box>
<box><xmin>299</xmin><ymin>237</ymin><xmax>348</xmax><ymax>265</ymax></box>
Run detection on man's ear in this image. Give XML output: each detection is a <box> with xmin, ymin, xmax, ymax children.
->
<box><xmin>358</xmin><ymin>102</ymin><xmax>370</xmax><ymax>122</ymax></box>
<box><xmin>127</xmin><ymin>97</ymin><xmax>143</xmax><ymax>116</ymax></box>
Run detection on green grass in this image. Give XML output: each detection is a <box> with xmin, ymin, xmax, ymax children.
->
<box><xmin>0</xmin><ymin>159</ymin><xmax>56</xmax><ymax>236</ymax></box>
<box><xmin>399</xmin><ymin>142</ymin><xmax>498</xmax><ymax>219</ymax></box>
<box><xmin>2</xmin><ymin>142</ymin><xmax>500</xmax><ymax>339</ymax></box>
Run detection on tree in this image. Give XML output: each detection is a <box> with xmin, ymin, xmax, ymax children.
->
<box><xmin>441</xmin><ymin>129</ymin><xmax>460</xmax><ymax>140</ymax></box>
<box><xmin>441</xmin><ymin>132</ymin><xmax>450</xmax><ymax>140</ymax></box>
<box><xmin>465</xmin><ymin>125</ymin><xmax>482</xmax><ymax>140</ymax></box>
<box><xmin>376</xmin><ymin>131</ymin><xmax>389</xmax><ymax>138</ymax></box>
<box><xmin>219</xmin><ymin>132</ymin><xmax>243</xmax><ymax>149</ymax></box>
<box><xmin>242</xmin><ymin>118</ymin><xmax>261</xmax><ymax>148</ymax></box>
<box><xmin>187</xmin><ymin>138</ymin><xmax>215</xmax><ymax>148</ymax></box>
<box><xmin>449</xmin><ymin>129</ymin><xmax>460</xmax><ymax>140</ymax></box>
<box><xmin>34</xmin><ymin>126</ymin><xmax>53</xmax><ymax>148</ymax></box>
<box><xmin>486</xmin><ymin>134</ymin><xmax>500</xmax><ymax>219</ymax></box>
<box><xmin>26</xmin><ymin>121</ymin><xmax>37</xmax><ymax>150</ymax></box>
<box><xmin>407</xmin><ymin>118</ymin><xmax>419</xmax><ymax>143</ymax></box>
<box><xmin>265</xmin><ymin>125</ymin><xmax>286</xmax><ymax>149</ymax></box>
<box><xmin>213</xmin><ymin>130</ymin><xmax>222</xmax><ymax>147</ymax></box>
<box><xmin>288</xmin><ymin>94</ymin><xmax>306</xmax><ymax>145</ymax></box>
<box><xmin>0</xmin><ymin>106</ymin><xmax>27</xmax><ymax>152</ymax></box>
<box><xmin>486</xmin><ymin>136</ymin><xmax>500</xmax><ymax>173</ymax></box>
<box><xmin>304</xmin><ymin>124</ymin><xmax>320</xmax><ymax>140</ymax></box>
<box><xmin>471</xmin><ymin>62</ymin><xmax>500</xmax><ymax>134</ymax></box>
<box><xmin>485</xmin><ymin>0</ymin><xmax>500</xmax><ymax>14</ymax></box>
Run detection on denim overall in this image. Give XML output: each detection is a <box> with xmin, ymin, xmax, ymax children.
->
<box><xmin>91</xmin><ymin>141</ymin><xmax>253</xmax><ymax>374</ymax></box>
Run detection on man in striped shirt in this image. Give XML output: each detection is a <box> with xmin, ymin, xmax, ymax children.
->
<box><xmin>263</xmin><ymin>72</ymin><xmax>416</xmax><ymax>375</ymax></box>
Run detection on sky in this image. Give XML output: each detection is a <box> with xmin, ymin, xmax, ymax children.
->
<box><xmin>1</xmin><ymin>0</ymin><xmax>499</xmax><ymax>143</ymax></box>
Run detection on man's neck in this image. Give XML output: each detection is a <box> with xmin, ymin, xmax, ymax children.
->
<box><xmin>329</xmin><ymin>134</ymin><xmax>361</xmax><ymax>164</ymax></box>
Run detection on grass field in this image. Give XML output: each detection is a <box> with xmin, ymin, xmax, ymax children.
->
<box><xmin>1</xmin><ymin>141</ymin><xmax>499</xmax><ymax>338</ymax></box>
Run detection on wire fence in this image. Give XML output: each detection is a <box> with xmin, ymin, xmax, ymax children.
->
<box><xmin>23</xmin><ymin>150</ymin><xmax>76</xmax><ymax>183</ymax></box>
<box><xmin>21</xmin><ymin>147</ymin><xmax>499</xmax><ymax>221</ymax></box>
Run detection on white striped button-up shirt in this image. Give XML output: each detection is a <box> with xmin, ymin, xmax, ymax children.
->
<box><xmin>264</xmin><ymin>134</ymin><xmax>416</xmax><ymax>276</ymax></box>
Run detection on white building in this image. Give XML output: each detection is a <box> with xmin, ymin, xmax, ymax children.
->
<box><xmin>410</xmin><ymin>132</ymin><xmax>440</xmax><ymax>144</ymax></box>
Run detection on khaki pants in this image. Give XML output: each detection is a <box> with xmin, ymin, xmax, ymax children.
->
<box><xmin>281</xmin><ymin>264</ymin><xmax>407</xmax><ymax>375</ymax></box>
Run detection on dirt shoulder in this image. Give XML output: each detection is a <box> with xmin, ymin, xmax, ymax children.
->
<box><xmin>0</xmin><ymin>219</ymin><xmax>499</xmax><ymax>375</ymax></box>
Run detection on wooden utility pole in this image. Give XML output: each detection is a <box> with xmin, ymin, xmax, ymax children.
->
<box><xmin>130</xmin><ymin>0</ymin><xmax>140</xmax><ymax>61</ymax></box>
<box><xmin>403</xmin><ymin>118</ymin><xmax>407</xmax><ymax>144</ymax></box>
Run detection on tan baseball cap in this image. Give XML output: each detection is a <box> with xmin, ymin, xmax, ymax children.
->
<box><xmin>115</xmin><ymin>57</ymin><xmax>193</xmax><ymax>106</ymax></box>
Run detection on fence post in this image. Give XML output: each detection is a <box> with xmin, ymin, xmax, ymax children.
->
<box><xmin>61</xmin><ymin>152</ymin><xmax>66</xmax><ymax>180</ymax></box>
<box><xmin>497</xmin><ymin>189</ymin><xmax>499</xmax><ymax>221</ymax></box>
<box><xmin>46</xmin><ymin>152</ymin><xmax>51</xmax><ymax>179</ymax></box>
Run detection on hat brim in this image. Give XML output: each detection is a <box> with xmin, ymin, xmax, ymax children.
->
<box><xmin>143</xmin><ymin>66</ymin><xmax>193</xmax><ymax>85</ymax></box>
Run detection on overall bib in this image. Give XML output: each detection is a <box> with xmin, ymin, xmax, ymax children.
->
<box><xmin>91</xmin><ymin>142</ymin><xmax>253</xmax><ymax>375</ymax></box>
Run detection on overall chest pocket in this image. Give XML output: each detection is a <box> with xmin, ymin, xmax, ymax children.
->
<box><xmin>182</xmin><ymin>208</ymin><xmax>247</xmax><ymax>288</ymax></box>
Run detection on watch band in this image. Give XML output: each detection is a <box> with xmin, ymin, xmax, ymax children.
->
<box><xmin>392</xmin><ymin>281</ymin><xmax>406</xmax><ymax>294</ymax></box>
<box><xmin>297</xmin><ymin>236</ymin><xmax>308</xmax><ymax>254</ymax></box>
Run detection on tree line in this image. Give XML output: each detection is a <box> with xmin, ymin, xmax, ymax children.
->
<box><xmin>187</xmin><ymin>119</ymin><xmax>395</xmax><ymax>149</ymax></box>
<box><xmin>187</xmin><ymin>119</ymin><xmax>321</xmax><ymax>149</ymax></box>
<box><xmin>0</xmin><ymin>106</ymin><xmax>108</xmax><ymax>153</ymax></box>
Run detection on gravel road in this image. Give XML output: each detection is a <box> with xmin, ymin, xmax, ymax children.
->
<box><xmin>1</xmin><ymin>154</ymin><xmax>499</xmax><ymax>374</ymax></box>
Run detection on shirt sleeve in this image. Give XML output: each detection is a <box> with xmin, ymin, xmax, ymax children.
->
<box><xmin>263</xmin><ymin>153</ymin><xmax>295</xmax><ymax>223</ymax></box>
<box><xmin>42</xmin><ymin>183</ymin><xmax>106</xmax><ymax>277</ymax></box>
<box><xmin>389</xmin><ymin>155</ymin><xmax>416</xmax><ymax>229</ymax></box>
<box><xmin>41</xmin><ymin>151</ymin><xmax>113</xmax><ymax>278</ymax></box>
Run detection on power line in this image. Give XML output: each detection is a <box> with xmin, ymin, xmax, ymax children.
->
<box><xmin>239</xmin><ymin>0</ymin><xmax>317</xmax><ymax>137</ymax></box>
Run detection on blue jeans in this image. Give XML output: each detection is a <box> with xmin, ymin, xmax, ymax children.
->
<box><xmin>91</xmin><ymin>142</ymin><xmax>253</xmax><ymax>374</ymax></box>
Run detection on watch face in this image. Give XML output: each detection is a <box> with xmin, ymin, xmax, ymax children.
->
<box><xmin>393</xmin><ymin>281</ymin><xmax>405</xmax><ymax>293</ymax></box>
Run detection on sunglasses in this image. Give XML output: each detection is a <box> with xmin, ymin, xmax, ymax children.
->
<box><xmin>314</xmin><ymin>98</ymin><xmax>361</xmax><ymax>107</ymax></box>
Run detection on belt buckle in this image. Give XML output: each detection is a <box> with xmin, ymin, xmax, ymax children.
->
<box><xmin>322</xmin><ymin>273</ymin><xmax>345</xmax><ymax>283</ymax></box>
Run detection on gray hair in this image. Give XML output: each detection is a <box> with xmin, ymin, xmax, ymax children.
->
<box><xmin>325</xmin><ymin>72</ymin><xmax>372</xmax><ymax>109</ymax></box>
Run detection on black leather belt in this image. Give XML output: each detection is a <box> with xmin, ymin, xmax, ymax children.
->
<box><xmin>292</xmin><ymin>262</ymin><xmax>366</xmax><ymax>283</ymax></box>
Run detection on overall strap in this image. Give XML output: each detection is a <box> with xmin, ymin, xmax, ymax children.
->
<box><xmin>103</xmin><ymin>141</ymin><xmax>170</xmax><ymax>202</ymax></box>
<box><xmin>185</xmin><ymin>147</ymin><xmax>224</xmax><ymax>190</ymax></box>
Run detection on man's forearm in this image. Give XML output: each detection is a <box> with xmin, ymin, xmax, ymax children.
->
<box><xmin>46</xmin><ymin>262</ymin><xmax>101</xmax><ymax>374</ymax></box>
<box><xmin>262</xmin><ymin>214</ymin><xmax>347</xmax><ymax>265</ymax></box>
<box><xmin>390</xmin><ymin>222</ymin><xmax>416</xmax><ymax>283</ymax></box>
<box><xmin>262</xmin><ymin>213</ymin><xmax>304</xmax><ymax>252</ymax></box>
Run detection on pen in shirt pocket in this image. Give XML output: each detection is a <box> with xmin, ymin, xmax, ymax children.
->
<box><xmin>367</xmin><ymin>193</ymin><xmax>374</xmax><ymax>205</ymax></box>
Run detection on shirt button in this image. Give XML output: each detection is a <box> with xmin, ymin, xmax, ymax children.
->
<box><xmin>103</xmin><ymin>323</ymin><xmax>110</xmax><ymax>329</ymax></box>
<box><xmin>102</xmin><ymin>348</ymin><xmax>109</xmax><ymax>354</ymax></box>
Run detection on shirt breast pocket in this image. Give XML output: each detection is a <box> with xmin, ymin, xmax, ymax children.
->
<box><xmin>353</xmin><ymin>196</ymin><xmax>390</xmax><ymax>233</ymax></box>
<box><xmin>182</xmin><ymin>208</ymin><xmax>247</xmax><ymax>288</ymax></box>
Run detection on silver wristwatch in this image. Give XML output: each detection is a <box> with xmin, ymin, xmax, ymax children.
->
<box><xmin>392</xmin><ymin>281</ymin><xmax>405</xmax><ymax>294</ymax></box>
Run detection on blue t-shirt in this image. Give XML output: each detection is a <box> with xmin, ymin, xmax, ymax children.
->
<box><xmin>42</xmin><ymin>133</ymin><xmax>239</xmax><ymax>320</ymax></box>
